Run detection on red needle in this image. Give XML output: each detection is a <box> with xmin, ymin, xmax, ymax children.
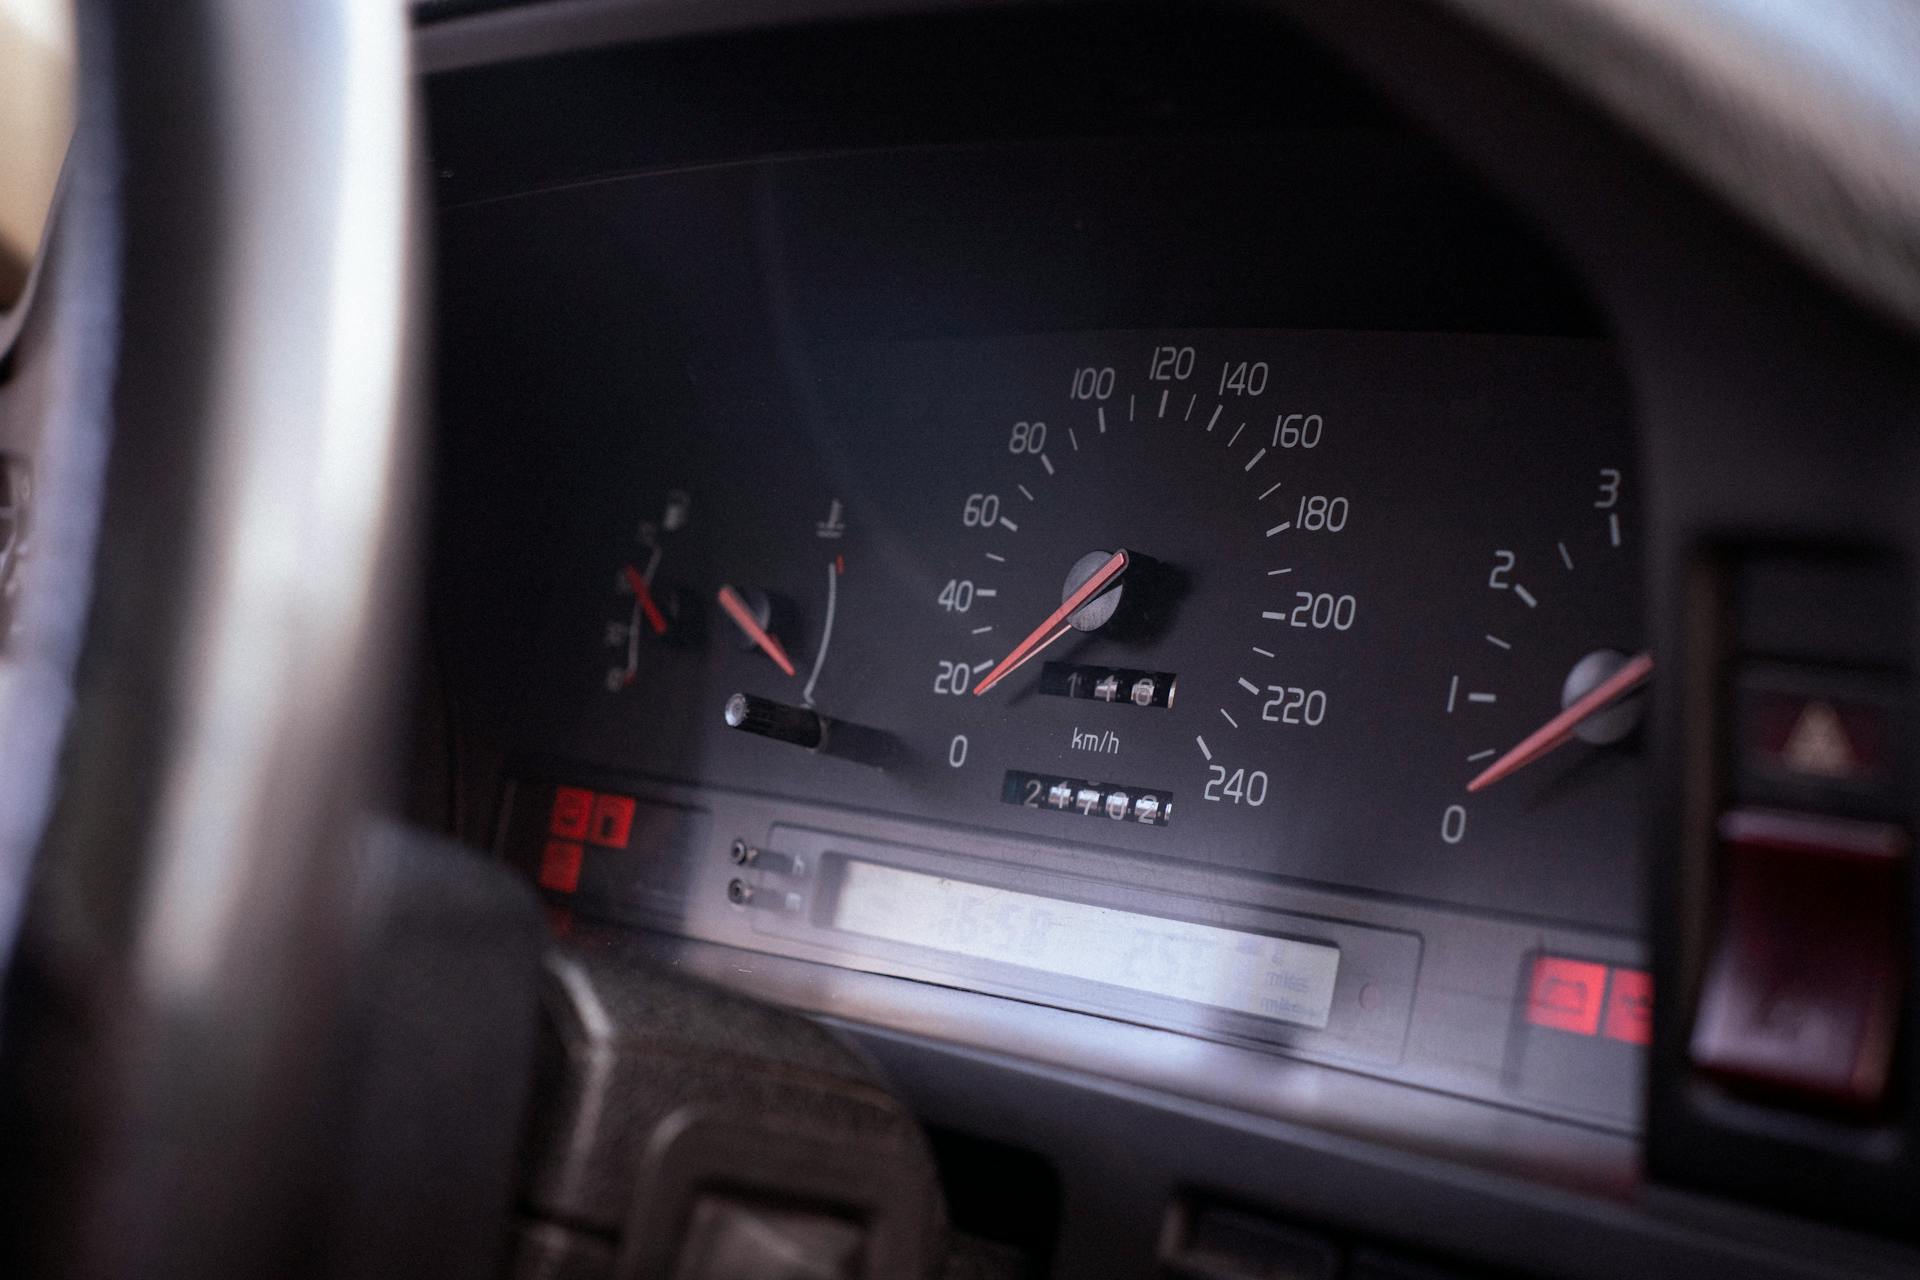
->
<box><xmin>1466</xmin><ymin>650</ymin><xmax>1654</xmax><ymax>793</ymax></box>
<box><xmin>974</xmin><ymin>549</ymin><xmax>1130</xmax><ymax>696</ymax></box>
<box><xmin>621</xmin><ymin>564</ymin><xmax>669</xmax><ymax>635</ymax></box>
<box><xmin>717</xmin><ymin>584</ymin><xmax>797</xmax><ymax>677</ymax></box>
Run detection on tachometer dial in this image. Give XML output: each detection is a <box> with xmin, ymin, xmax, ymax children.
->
<box><xmin>1429</xmin><ymin>493</ymin><xmax>1647</xmax><ymax>856</ymax></box>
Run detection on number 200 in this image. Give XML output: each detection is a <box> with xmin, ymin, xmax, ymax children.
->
<box><xmin>1290</xmin><ymin>592</ymin><xmax>1356</xmax><ymax>630</ymax></box>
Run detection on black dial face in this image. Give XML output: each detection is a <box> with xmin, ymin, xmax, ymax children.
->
<box><xmin>451</xmin><ymin>326</ymin><xmax>1641</xmax><ymax>931</ymax></box>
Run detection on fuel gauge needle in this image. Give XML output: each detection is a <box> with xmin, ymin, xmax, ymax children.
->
<box><xmin>1467</xmin><ymin>649</ymin><xmax>1654</xmax><ymax>793</ymax></box>
<box><xmin>718</xmin><ymin>584</ymin><xmax>798</xmax><ymax>677</ymax></box>
<box><xmin>974</xmin><ymin>549</ymin><xmax>1129</xmax><ymax>696</ymax></box>
<box><xmin>621</xmin><ymin>564</ymin><xmax>670</xmax><ymax>636</ymax></box>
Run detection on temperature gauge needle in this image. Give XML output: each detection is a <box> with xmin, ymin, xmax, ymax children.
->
<box><xmin>717</xmin><ymin>584</ymin><xmax>798</xmax><ymax>677</ymax></box>
<box><xmin>1467</xmin><ymin>650</ymin><xmax>1654</xmax><ymax>792</ymax></box>
<box><xmin>621</xmin><ymin>564</ymin><xmax>669</xmax><ymax>636</ymax></box>
<box><xmin>974</xmin><ymin>549</ymin><xmax>1129</xmax><ymax>696</ymax></box>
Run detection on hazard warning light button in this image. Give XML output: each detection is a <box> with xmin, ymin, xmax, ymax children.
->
<box><xmin>1736</xmin><ymin>667</ymin><xmax>1903</xmax><ymax>800</ymax></box>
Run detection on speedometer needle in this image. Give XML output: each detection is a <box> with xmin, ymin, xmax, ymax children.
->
<box><xmin>974</xmin><ymin>548</ymin><xmax>1129</xmax><ymax>696</ymax></box>
<box><xmin>717</xmin><ymin>584</ymin><xmax>798</xmax><ymax>677</ymax></box>
<box><xmin>1466</xmin><ymin>650</ymin><xmax>1654</xmax><ymax>792</ymax></box>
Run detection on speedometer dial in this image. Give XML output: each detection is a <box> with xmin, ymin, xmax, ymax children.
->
<box><xmin>810</xmin><ymin>329</ymin><xmax>1640</xmax><ymax>928</ymax></box>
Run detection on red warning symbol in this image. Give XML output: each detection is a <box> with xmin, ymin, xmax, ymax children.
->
<box><xmin>548</xmin><ymin>786</ymin><xmax>595</xmax><ymax>840</ymax></box>
<box><xmin>1781</xmin><ymin>701</ymin><xmax>1857</xmax><ymax>779</ymax></box>
<box><xmin>587</xmin><ymin>793</ymin><xmax>636</xmax><ymax>849</ymax></box>
<box><xmin>1525</xmin><ymin>956</ymin><xmax>1609</xmax><ymax>1036</ymax></box>
<box><xmin>538</xmin><ymin>839</ymin><xmax>584</xmax><ymax>893</ymax></box>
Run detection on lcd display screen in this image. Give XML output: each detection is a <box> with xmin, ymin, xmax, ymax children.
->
<box><xmin>831</xmin><ymin>860</ymin><xmax>1341</xmax><ymax>1028</ymax></box>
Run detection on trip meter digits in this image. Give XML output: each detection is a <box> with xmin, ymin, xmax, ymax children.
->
<box><xmin>829</xmin><ymin>327</ymin><xmax>1641</xmax><ymax>926</ymax></box>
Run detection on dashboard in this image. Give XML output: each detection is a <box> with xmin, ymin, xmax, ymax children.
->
<box><xmin>417</xmin><ymin>2</ymin><xmax>1920</xmax><ymax>1276</ymax></box>
<box><xmin>442</xmin><ymin>132</ymin><xmax>1649</xmax><ymax>1123</ymax></box>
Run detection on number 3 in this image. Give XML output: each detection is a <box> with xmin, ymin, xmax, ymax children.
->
<box><xmin>1595</xmin><ymin>468</ymin><xmax>1622</xmax><ymax>509</ymax></box>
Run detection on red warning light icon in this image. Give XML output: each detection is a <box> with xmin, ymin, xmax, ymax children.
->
<box><xmin>548</xmin><ymin>786</ymin><xmax>595</xmax><ymax>840</ymax></box>
<box><xmin>587</xmin><ymin>793</ymin><xmax>635</xmax><ymax>848</ymax></box>
<box><xmin>1525</xmin><ymin>956</ymin><xmax>1609</xmax><ymax>1036</ymax></box>
<box><xmin>538</xmin><ymin>839</ymin><xmax>584</xmax><ymax>893</ymax></box>
<box><xmin>1602</xmin><ymin>968</ymin><xmax>1653</xmax><ymax>1045</ymax></box>
<box><xmin>1525</xmin><ymin>955</ymin><xmax>1655</xmax><ymax>1044</ymax></box>
<box><xmin>538</xmin><ymin>785</ymin><xmax>640</xmax><ymax>895</ymax></box>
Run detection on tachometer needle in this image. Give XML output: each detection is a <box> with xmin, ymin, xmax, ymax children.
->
<box><xmin>1466</xmin><ymin>650</ymin><xmax>1654</xmax><ymax>792</ymax></box>
<box><xmin>974</xmin><ymin>549</ymin><xmax>1129</xmax><ymax>696</ymax></box>
<box><xmin>717</xmin><ymin>584</ymin><xmax>798</xmax><ymax>677</ymax></box>
<box><xmin>621</xmin><ymin>564</ymin><xmax>669</xmax><ymax>635</ymax></box>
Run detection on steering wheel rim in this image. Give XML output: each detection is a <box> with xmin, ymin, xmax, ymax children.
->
<box><xmin>0</xmin><ymin>2</ymin><xmax>420</xmax><ymax>1275</ymax></box>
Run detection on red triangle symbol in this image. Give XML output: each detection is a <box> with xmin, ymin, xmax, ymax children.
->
<box><xmin>1782</xmin><ymin>701</ymin><xmax>1856</xmax><ymax>777</ymax></box>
